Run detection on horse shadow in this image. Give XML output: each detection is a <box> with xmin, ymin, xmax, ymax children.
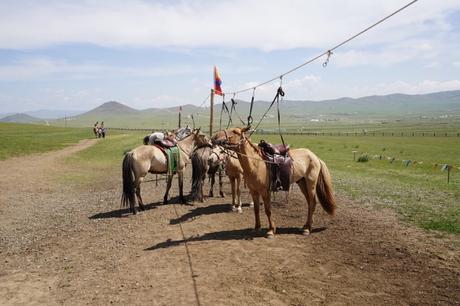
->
<box><xmin>145</xmin><ymin>226</ymin><xmax>327</xmax><ymax>251</ymax></box>
<box><xmin>169</xmin><ymin>203</ymin><xmax>233</xmax><ymax>225</ymax></box>
<box><xmin>88</xmin><ymin>201</ymin><xmax>162</xmax><ymax>219</ymax></box>
<box><xmin>88</xmin><ymin>195</ymin><xmax>198</xmax><ymax>220</ymax></box>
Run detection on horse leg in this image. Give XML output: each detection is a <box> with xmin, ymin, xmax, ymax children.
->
<box><xmin>178</xmin><ymin>172</ymin><xmax>186</xmax><ymax>204</ymax></box>
<box><xmin>297</xmin><ymin>178</ymin><xmax>317</xmax><ymax>235</ymax></box>
<box><xmin>208</xmin><ymin>173</ymin><xmax>215</xmax><ymax>198</ymax></box>
<box><xmin>250</xmin><ymin>190</ymin><xmax>261</xmax><ymax>231</ymax></box>
<box><xmin>135</xmin><ymin>183</ymin><xmax>145</xmax><ymax>211</ymax></box>
<box><xmin>163</xmin><ymin>174</ymin><xmax>173</xmax><ymax>204</ymax></box>
<box><xmin>261</xmin><ymin>193</ymin><xmax>275</xmax><ymax>238</ymax></box>
<box><xmin>230</xmin><ymin>177</ymin><xmax>237</xmax><ymax>211</ymax></box>
<box><xmin>236</xmin><ymin>176</ymin><xmax>242</xmax><ymax>213</ymax></box>
<box><xmin>219</xmin><ymin>168</ymin><xmax>225</xmax><ymax>197</ymax></box>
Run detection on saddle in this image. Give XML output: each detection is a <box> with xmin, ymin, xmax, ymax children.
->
<box><xmin>154</xmin><ymin>138</ymin><xmax>177</xmax><ymax>148</ymax></box>
<box><xmin>152</xmin><ymin>139</ymin><xmax>179</xmax><ymax>174</ymax></box>
<box><xmin>258</xmin><ymin>140</ymin><xmax>292</xmax><ymax>192</ymax></box>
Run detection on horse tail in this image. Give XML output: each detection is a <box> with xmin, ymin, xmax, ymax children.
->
<box><xmin>121</xmin><ymin>151</ymin><xmax>136</xmax><ymax>208</ymax></box>
<box><xmin>316</xmin><ymin>160</ymin><xmax>336</xmax><ymax>215</ymax></box>
<box><xmin>190</xmin><ymin>148</ymin><xmax>208</xmax><ymax>202</ymax></box>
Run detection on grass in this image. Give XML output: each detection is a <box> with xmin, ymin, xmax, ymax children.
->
<box><xmin>252</xmin><ymin>134</ymin><xmax>460</xmax><ymax>234</ymax></box>
<box><xmin>62</xmin><ymin>131</ymin><xmax>145</xmax><ymax>184</ymax></box>
<box><xmin>0</xmin><ymin>122</ymin><xmax>93</xmax><ymax>160</ymax></box>
<box><xmin>3</xmin><ymin>122</ymin><xmax>459</xmax><ymax>235</ymax></box>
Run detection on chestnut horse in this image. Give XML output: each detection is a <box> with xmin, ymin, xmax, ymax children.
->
<box><xmin>212</xmin><ymin>126</ymin><xmax>336</xmax><ymax>237</ymax></box>
<box><xmin>122</xmin><ymin>129</ymin><xmax>209</xmax><ymax>214</ymax></box>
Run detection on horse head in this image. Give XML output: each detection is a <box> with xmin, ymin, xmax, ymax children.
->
<box><xmin>211</xmin><ymin>126</ymin><xmax>250</xmax><ymax>150</ymax></box>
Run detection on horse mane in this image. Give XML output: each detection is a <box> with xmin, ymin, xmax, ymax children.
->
<box><xmin>241</xmin><ymin>133</ymin><xmax>262</xmax><ymax>157</ymax></box>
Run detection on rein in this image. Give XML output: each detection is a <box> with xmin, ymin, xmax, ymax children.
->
<box><xmin>220</xmin><ymin>133</ymin><xmax>280</xmax><ymax>165</ymax></box>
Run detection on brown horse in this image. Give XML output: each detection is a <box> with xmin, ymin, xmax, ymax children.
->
<box><xmin>122</xmin><ymin>129</ymin><xmax>209</xmax><ymax>214</ymax></box>
<box><xmin>190</xmin><ymin>145</ymin><xmax>225</xmax><ymax>202</ymax></box>
<box><xmin>225</xmin><ymin>152</ymin><xmax>254</xmax><ymax>213</ymax></box>
<box><xmin>212</xmin><ymin>126</ymin><xmax>336</xmax><ymax>237</ymax></box>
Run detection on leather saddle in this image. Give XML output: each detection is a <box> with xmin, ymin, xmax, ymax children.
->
<box><xmin>258</xmin><ymin>140</ymin><xmax>292</xmax><ymax>192</ymax></box>
<box><xmin>154</xmin><ymin>138</ymin><xmax>177</xmax><ymax>149</ymax></box>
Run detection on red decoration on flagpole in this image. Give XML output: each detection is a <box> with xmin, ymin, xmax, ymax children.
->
<box><xmin>214</xmin><ymin>66</ymin><xmax>223</xmax><ymax>96</ymax></box>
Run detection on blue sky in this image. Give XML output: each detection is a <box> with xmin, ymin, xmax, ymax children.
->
<box><xmin>1</xmin><ymin>0</ymin><xmax>460</xmax><ymax>113</ymax></box>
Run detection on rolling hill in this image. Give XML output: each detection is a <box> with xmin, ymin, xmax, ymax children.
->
<box><xmin>0</xmin><ymin>113</ymin><xmax>45</xmax><ymax>124</ymax></box>
<box><xmin>44</xmin><ymin>89</ymin><xmax>460</xmax><ymax>129</ymax></box>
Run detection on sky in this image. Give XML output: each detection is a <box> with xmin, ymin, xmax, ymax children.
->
<box><xmin>0</xmin><ymin>0</ymin><xmax>460</xmax><ymax>113</ymax></box>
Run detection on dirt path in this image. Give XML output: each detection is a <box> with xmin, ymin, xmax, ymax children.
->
<box><xmin>0</xmin><ymin>141</ymin><xmax>459</xmax><ymax>305</ymax></box>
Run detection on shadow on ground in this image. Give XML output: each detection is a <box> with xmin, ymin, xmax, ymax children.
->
<box><xmin>145</xmin><ymin>227</ymin><xmax>327</xmax><ymax>251</ymax></box>
<box><xmin>170</xmin><ymin>203</ymin><xmax>233</xmax><ymax>224</ymax></box>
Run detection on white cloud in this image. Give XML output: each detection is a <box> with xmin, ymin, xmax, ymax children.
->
<box><xmin>0</xmin><ymin>0</ymin><xmax>458</xmax><ymax>51</ymax></box>
<box><xmin>236</xmin><ymin>75</ymin><xmax>460</xmax><ymax>101</ymax></box>
<box><xmin>0</xmin><ymin>57</ymin><xmax>197</xmax><ymax>81</ymax></box>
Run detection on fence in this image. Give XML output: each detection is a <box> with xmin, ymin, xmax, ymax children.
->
<box><xmin>108</xmin><ymin>127</ymin><xmax>459</xmax><ymax>137</ymax></box>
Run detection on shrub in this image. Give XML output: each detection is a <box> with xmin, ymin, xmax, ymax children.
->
<box><xmin>357</xmin><ymin>154</ymin><xmax>369</xmax><ymax>162</ymax></box>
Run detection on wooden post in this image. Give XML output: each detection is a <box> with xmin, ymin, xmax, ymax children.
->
<box><xmin>64</xmin><ymin>115</ymin><xmax>67</xmax><ymax>128</ymax></box>
<box><xmin>178</xmin><ymin>111</ymin><xmax>181</xmax><ymax>129</ymax></box>
<box><xmin>209</xmin><ymin>89</ymin><xmax>214</xmax><ymax>137</ymax></box>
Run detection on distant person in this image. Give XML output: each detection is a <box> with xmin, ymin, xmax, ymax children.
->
<box><xmin>101</xmin><ymin>122</ymin><xmax>106</xmax><ymax>138</ymax></box>
<box><xmin>93</xmin><ymin>122</ymin><xmax>99</xmax><ymax>137</ymax></box>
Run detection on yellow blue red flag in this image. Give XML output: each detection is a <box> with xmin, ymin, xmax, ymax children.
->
<box><xmin>214</xmin><ymin>65</ymin><xmax>223</xmax><ymax>96</ymax></box>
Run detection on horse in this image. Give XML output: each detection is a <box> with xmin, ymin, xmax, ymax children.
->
<box><xmin>190</xmin><ymin>145</ymin><xmax>225</xmax><ymax>202</ymax></box>
<box><xmin>122</xmin><ymin>128</ymin><xmax>209</xmax><ymax>214</ymax></box>
<box><xmin>212</xmin><ymin>126</ymin><xmax>336</xmax><ymax>237</ymax></box>
<box><xmin>224</xmin><ymin>152</ymin><xmax>253</xmax><ymax>213</ymax></box>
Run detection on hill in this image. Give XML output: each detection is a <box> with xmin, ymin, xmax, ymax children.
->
<box><xmin>0</xmin><ymin>113</ymin><xmax>44</xmax><ymax>124</ymax></box>
<box><xmin>25</xmin><ymin>109</ymin><xmax>84</xmax><ymax>119</ymax></box>
<box><xmin>49</xmin><ymin>90</ymin><xmax>460</xmax><ymax>129</ymax></box>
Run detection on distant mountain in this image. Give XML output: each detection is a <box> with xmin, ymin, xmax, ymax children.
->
<box><xmin>46</xmin><ymin>90</ymin><xmax>460</xmax><ymax>129</ymax></box>
<box><xmin>79</xmin><ymin>101</ymin><xmax>139</xmax><ymax>116</ymax></box>
<box><xmin>25</xmin><ymin>109</ymin><xmax>84</xmax><ymax>119</ymax></box>
<box><xmin>0</xmin><ymin>113</ymin><xmax>44</xmax><ymax>124</ymax></box>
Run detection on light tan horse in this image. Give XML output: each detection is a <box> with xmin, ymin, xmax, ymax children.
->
<box><xmin>212</xmin><ymin>126</ymin><xmax>336</xmax><ymax>237</ymax></box>
<box><xmin>225</xmin><ymin>153</ymin><xmax>254</xmax><ymax>213</ymax></box>
<box><xmin>122</xmin><ymin>129</ymin><xmax>209</xmax><ymax>214</ymax></box>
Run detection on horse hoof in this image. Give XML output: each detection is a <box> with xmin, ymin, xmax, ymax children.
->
<box><xmin>302</xmin><ymin>229</ymin><xmax>311</xmax><ymax>236</ymax></box>
<box><xmin>220</xmin><ymin>193</ymin><xmax>225</xmax><ymax>198</ymax></box>
<box><xmin>249</xmin><ymin>201</ymin><xmax>254</xmax><ymax>207</ymax></box>
<box><xmin>266</xmin><ymin>231</ymin><xmax>275</xmax><ymax>239</ymax></box>
<box><xmin>237</xmin><ymin>207</ymin><xmax>243</xmax><ymax>214</ymax></box>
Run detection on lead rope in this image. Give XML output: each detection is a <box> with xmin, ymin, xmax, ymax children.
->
<box><xmin>219</xmin><ymin>94</ymin><xmax>226</xmax><ymax>131</ymax></box>
<box><xmin>277</xmin><ymin>77</ymin><xmax>286</xmax><ymax>147</ymax></box>
<box><xmin>247</xmin><ymin>87</ymin><xmax>255</xmax><ymax>126</ymax></box>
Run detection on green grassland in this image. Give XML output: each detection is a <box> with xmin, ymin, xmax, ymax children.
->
<box><xmin>2</xmin><ymin>122</ymin><xmax>459</xmax><ymax>235</ymax></box>
<box><xmin>252</xmin><ymin>134</ymin><xmax>460</xmax><ymax>235</ymax></box>
<box><xmin>0</xmin><ymin>122</ymin><xmax>93</xmax><ymax>160</ymax></box>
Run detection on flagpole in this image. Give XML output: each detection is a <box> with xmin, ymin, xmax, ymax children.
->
<box><xmin>178</xmin><ymin>108</ymin><xmax>182</xmax><ymax>129</ymax></box>
<box><xmin>209</xmin><ymin>89</ymin><xmax>214</xmax><ymax>137</ymax></box>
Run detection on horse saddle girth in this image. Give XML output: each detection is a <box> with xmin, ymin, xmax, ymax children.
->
<box><xmin>154</xmin><ymin>138</ymin><xmax>177</xmax><ymax>149</ymax></box>
<box><xmin>258</xmin><ymin>140</ymin><xmax>292</xmax><ymax>192</ymax></box>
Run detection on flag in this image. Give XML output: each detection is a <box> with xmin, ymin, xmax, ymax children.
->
<box><xmin>214</xmin><ymin>65</ymin><xmax>223</xmax><ymax>96</ymax></box>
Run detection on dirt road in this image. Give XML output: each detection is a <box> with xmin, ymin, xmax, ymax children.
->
<box><xmin>0</xmin><ymin>140</ymin><xmax>459</xmax><ymax>305</ymax></box>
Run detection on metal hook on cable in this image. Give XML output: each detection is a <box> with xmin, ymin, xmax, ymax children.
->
<box><xmin>323</xmin><ymin>50</ymin><xmax>333</xmax><ymax>67</ymax></box>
